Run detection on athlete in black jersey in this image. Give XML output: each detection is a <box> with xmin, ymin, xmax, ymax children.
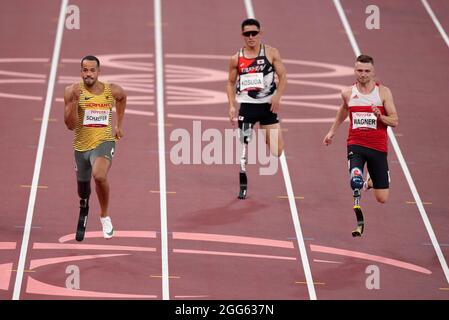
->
<box><xmin>226</xmin><ymin>18</ymin><xmax>287</xmax><ymax>199</ymax></box>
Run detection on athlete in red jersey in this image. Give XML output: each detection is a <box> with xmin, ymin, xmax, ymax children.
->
<box><xmin>323</xmin><ymin>55</ymin><xmax>398</xmax><ymax>236</ymax></box>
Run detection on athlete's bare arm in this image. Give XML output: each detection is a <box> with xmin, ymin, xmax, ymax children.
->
<box><xmin>323</xmin><ymin>87</ymin><xmax>351</xmax><ymax>146</ymax></box>
<box><xmin>267</xmin><ymin>46</ymin><xmax>287</xmax><ymax>114</ymax></box>
<box><xmin>226</xmin><ymin>53</ymin><xmax>239</xmax><ymax>126</ymax></box>
<box><xmin>64</xmin><ymin>83</ymin><xmax>81</xmax><ymax>131</ymax></box>
<box><xmin>111</xmin><ymin>83</ymin><xmax>127</xmax><ymax>140</ymax></box>
<box><xmin>374</xmin><ymin>85</ymin><xmax>398</xmax><ymax>127</ymax></box>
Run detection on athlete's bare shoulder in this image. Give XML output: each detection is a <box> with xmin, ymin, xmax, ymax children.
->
<box><xmin>229</xmin><ymin>52</ymin><xmax>239</xmax><ymax>67</ymax></box>
<box><xmin>265</xmin><ymin>45</ymin><xmax>281</xmax><ymax>59</ymax></box>
<box><xmin>109</xmin><ymin>82</ymin><xmax>122</xmax><ymax>90</ymax></box>
<box><xmin>64</xmin><ymin>83</ymin><xmax>80</xmax><ymax>103</ymax></box>
<box><xmin>341</xmin><ymin>85</ymin><xmax>353</xmax><ymax>102</ymax></box>
<box><xmin>64</xmin><ymin>84</ymin><xmax>72</xmax><ymax>96</ymax></box>
<box><xmin>265</xmin><ymin>44</ymin><xmax>279</xmax><ymax>53</ymax></box>
<box><xmin>378</xmin><ymin>84</ymin><xmax>394</xmax><ymax>104</ymax></box>
<box><xmin>65</xmin><ymin>82</ymin><xmax>80</xmax><ymax>92</ymax></box>
<box><xmin>110</xmin><ymin>83</ymin><xmax>126</xmax><ymax>100</ymax></box>
<box><xmin>378</xmin><ymin>84</ymin><xmax>392</xmax><ymax>96</ymax></box>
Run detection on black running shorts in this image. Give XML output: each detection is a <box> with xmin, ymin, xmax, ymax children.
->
<box><xmin>238</xmin><ymin>103</ymin><xmax>279</xmax><ymax>129</ymax></box>
<box><xmin>347</xmin><ymin>144</ymin><xmax>390</xmax><ymax>189</ymax></box>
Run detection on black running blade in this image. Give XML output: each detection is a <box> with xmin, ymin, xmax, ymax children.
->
<box><xmin>238</xmin><ymin>172</ymin><xmax>247</xmax><ymax>199</ymax></box>
<box><xmin>75</xmin><ymin>207</ymin><xmax>89</xmax><ymax>242</ymax></box>
<box><xmin>352</xmin><ymin>206</ymin><xmax>364</xmax><ymax>237</ymax></box>
<box><xmin>354</xmin><ymin>206</ymin><xmax>364</xmax><ymax>223</ymax></box>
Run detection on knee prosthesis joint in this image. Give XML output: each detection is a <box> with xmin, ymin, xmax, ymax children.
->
<box><xmin>239</xmin><ymin>123</ymin><xmax>253</xmax><ymax>145</ymax></box>
<box><xmin>350</xmin><ymin>167</ymin><xmax>364</xmax><ymax>191</ymax></box>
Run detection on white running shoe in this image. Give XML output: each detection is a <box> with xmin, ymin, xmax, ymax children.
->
<box><xmin>100</xmin><ymin>216</ymin><xmax>114</xmax><ymax>239</ymax></box>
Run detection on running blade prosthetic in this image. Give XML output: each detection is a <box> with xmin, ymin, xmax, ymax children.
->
<box><xmin>76</xmin><ymin>199</ymin><xmax>89</xmax><ymax>241</ymax></box>
<box><xmin>352</xmin><ymin>189</ymin><xmax>364</xmax><ymax>237</ymax></box>
<box><xmin>352</xmin><ymin>205</ymin><xmax>365</xmax><ymax>237</ymax></box>
<box><xmin>238</xmin><ymin>172</ymin><xmax>247</xmax><ymax>199</ymax></box>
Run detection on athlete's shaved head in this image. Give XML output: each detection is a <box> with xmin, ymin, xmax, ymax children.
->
<box><xmin>81</xmin><ymin>55</ymin><xmax>100</xmax><ymax>68</ymax></box>
<box><xmin>241</xmin><ymin>18</ymin><xmax>260</xmax><ymax>31</ymax></box>
<box><xmin>356</xmin><ymin>54</ymin><xmax>374</xmax><ymax>65</ymax></box>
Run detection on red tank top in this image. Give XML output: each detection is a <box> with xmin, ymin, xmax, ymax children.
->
<box><xmin>347</xmin><ymin>83</ymin><xmax>388</xmax><ymax>153</ymax></box>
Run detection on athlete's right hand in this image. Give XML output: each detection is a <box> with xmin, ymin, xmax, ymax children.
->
<box><xmin>229</xmin><ymin>106</ymin><xmax>237</xmax><ymax>126</ymax></box>
<box><xmin>323</xmin><ymin>132</ymin><xmax>334</xmax><ymax>146</ymax></box>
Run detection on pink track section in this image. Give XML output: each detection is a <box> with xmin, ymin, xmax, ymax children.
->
<box><xmin>311</xmin><ymin>244</ymin><xmax>431</xmax><ymax>275</ymax></box>
<box><xmin>26</xmin><ymin>277</ymin><xmax>157</xmax><ymax>299</ymax></box>
<box><xmin>58</xmin><ymin>231</ymin><xmax>157</xmax><ymax>243</ymax></box>
<box><xmin>173</xmin><ymin>232</ymin><xmax>294</xmax><ymax>248</ymax></box>
<box><xmin>0</xmin><ymin>263</ymin><xmax>13</xmax><ymax>291</ymax></box>
<box><xmin>173</xmin><ymin>249</ymin><xmax>297</xmax><ymax>261</ymax></box>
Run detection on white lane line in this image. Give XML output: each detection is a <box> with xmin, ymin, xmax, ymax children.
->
<box><xmin>243</xmin><ymin>0</ymin><xmax>317</xmax><ymax>300</ymax></box>
<box><xmin>333</xmin><ymin>0</ymin><xmax>449</xmax><ymax>285</ymax></box>
<box><xmin>12</xmin><ymin>0</ymin><xmax>69</xmax><ymax>300</ymax></box>
<box><xmin>333</xmin><ymin>0</ymin><xmax>361</xmax><ymax>56</ymax></box>
<box><xmin>421</xmin><ymin>0</ymin><xmax>449</xmax><ymax>49</ymax></box>
<box><xmin>154</xmin><ymin>0</ymin><xmax>170</xmax><ymax>300</ymax></box>
<box><xmin>244</xmin><ymin>0</ymin><xmax>256</xmax><ymax>19</ymax></box>
<box><xmin>279</xmin><ymin>155</ymin><xmax>317</xmax><ymax>300</ymax></box>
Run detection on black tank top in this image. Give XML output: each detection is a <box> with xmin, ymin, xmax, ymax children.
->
<box><xmin>236</xmin><ymin>44</ymin><xmax>276</xmax><ymax>104</ymax></box>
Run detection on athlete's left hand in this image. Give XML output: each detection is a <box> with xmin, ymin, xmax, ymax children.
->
<box><xmin>372</xmin><ymin>106</ymin><xmax>382</xmax><ymax>118</ymax></box>
<box><xmin>115</xmin><ymin>126</ymin><xmax>124</xmax><ymax>140</ymax></box>
<box><xmin>271</xmin><ymin>95</ymin><xmax>281</xmax><ymax>113</ymax></box>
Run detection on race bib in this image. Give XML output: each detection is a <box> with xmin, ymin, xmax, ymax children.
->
<box><xmin>352</xmin><ymin>112</ymin><xmax>377</xmax><ymax>129</ymax></box>
<box><xmin>240</xmin><ymin>72</ymin><xmax>264</xmax><ymax>91</ymax></box>
<box><xmin>83</xmin><ymin>109</ymin><xmax>109</xmax><ymax>127</ymax></box>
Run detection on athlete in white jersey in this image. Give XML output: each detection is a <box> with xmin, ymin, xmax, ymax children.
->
<box><xmin>227</xmin><ymin>18</ymin><xmax>287</xmax><ymax>158</ymax></box>
<box><xmin>226</xmin><ymin>18</ymin><xmax>287</xmax><ymax>199</ymax></box>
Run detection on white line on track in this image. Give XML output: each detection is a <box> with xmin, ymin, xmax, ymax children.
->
<box><xmin>333</xmin><ymin>0</ymin><xmax>449</xmax><ymax>285</ymax></box>
<box><xmin>12</xmin><ymin>0</ymin><xmax>69</xmax><ymax>300</ymax></box>
<box><xmin>154</xmin><ymin>0</ymin><xmax>170</xmax><ymax>300</ymax></box>
<box><xmin>244</xmin><ymin>0</ymin><xmax>256</xmax><ymax>19</ymax></box>
<box><xmin>244</xmin><ymin>0</ymin><xmax>317</xmax><ymax>300</ymax></box>
<box><xmin>279</xmin><ymin>155</ymin><xmax>317</xmax><ymax>300</ymax></box>
<box><xmin>421</xmin><ymin>0</ymin><xmax>449</xmax><ymax>49</ymax></box>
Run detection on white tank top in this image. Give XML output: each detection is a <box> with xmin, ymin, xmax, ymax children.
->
<box><xmin>348</xmin><ymin>84</ymin><xmax>382</xmax><ymax>107</ymax></box>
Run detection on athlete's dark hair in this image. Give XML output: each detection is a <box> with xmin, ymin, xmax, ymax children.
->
<box><xmin>241</xmin><ymin>18</ymin><xmax>260</xmax><ymax>31</ymax></box>
<box><xmin>81</xmin><ymin>55</ymin><xmax>100</xmax><ymax>68</ymax></box>
<box><xmin>356</xmin><ymin>54</ymin><xmax>374</xmax><ymax>65</ymax></box>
